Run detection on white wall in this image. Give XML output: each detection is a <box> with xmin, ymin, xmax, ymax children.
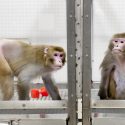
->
<box><xmin>92</xmin><ymin>0</ymin><xmax>125</xmax><ymax>82</ymax></box>
<box><xmin>0</xmin><ymin>0</ymin><xmax>66</xmax><ymax>39</ymax></box>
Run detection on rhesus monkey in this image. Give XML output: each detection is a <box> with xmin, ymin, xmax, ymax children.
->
<box><xmin>98</xmin><ymin>33</ymin><xmax>125</xmax><ymax>99</ymax></box>
<box><xmin>0</xmin><ymin>39</ymin><xmax>66</xmax><ymax>100</ymax></box>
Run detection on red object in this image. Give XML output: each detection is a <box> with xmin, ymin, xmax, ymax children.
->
<box><xmin>31</xmin><ymin>89</ymin><xmax>40</xmax><ymax>98</ymax></box>
<box><xmin>40</xmin><ymin>87</ymin><xmax>49</xmax><ymax>96</ymax></box>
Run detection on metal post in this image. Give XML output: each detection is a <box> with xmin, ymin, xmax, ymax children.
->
<box><xmin>67</xmin><ymin>0</ymin><xmax>77</xmax><ymax>125</ymax></box>
<box><xmin>82</xmin><ymin>0</ymin><xmax>92</xmax><ymax>125</ymax></box>
<box><xmin>67</xmin><ymin>0</ymin><xmax>92</xmax><ymax>124</ymax></box>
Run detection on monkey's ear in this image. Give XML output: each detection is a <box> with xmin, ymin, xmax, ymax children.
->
<box><xmin>44</xmin><ymin>48</ymin><xmax>49</xmax><ymax>54</ymax></box>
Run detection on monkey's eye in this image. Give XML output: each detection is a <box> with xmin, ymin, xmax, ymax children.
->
<box><xmin>54</xmin><ymin>53</ymin><xmax>58</xmax><ymax>57</ymax></box>
<box><xmin>121</xmin><ymin>41</ymin><xmax>124</xmax><ymax>43</ymax></box>
<box><xmin>115</xmin><ymin>41</ymin><xmax>118</xmax><ymax>43</ymax></box>
<box><xmin>60</xmin><ymin>54</ymin><xmax>63</xmax><ymax>57</ymax></box>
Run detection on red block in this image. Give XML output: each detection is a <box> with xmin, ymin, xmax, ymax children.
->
<box><xmin>40</xmin><ymin>87</ymin><xmax>49</xmax><ymax>96</ymax></box>
<box><xmin>31</xmin><ymin>89</ymin><xmax>40</xmax><ymax>98</ymax></box>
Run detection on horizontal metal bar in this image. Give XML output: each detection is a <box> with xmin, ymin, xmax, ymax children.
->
<box><xmin>93</xmin><ymin>118</ymin><xmax>125</xmax><ymax>125</ymax></box>
<box><xmin>0</xmin><ymin>114</ymin><xmax>68</xmax><ymax>120</ymax></box>
<box><xmin>9</xmin><ymin>119</ymin><xmax>67</xmax><ymax>125</ymax></box>
<box><xmin>91</xmin><ymin>99</ymin><xmax>125</xmax><ymax>113</ymax></box>
<box><xmin>0</xmin><ymin>100</ymin><xmax>67</xmax><ymax>110</ymax></box>
<box><xmin>0</xmin><ymin>109</ymin><xmax>67</xmax><ymax>114</ymax></box>
<box><xmin>92</xmin><ymin>108</ymin><xmax>125</xmax><ymax>114</ymax></box>
<box><xmin>91</xmin><ymin>100</ymin><xmax>125</xmax><ymax>108</ymax></box>
<box><xmin>91</xmin><ymin>89</ymin><xmax>100</xmax><ymax>100</ymax></box>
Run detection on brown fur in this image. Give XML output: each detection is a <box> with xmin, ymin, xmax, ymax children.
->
<box><xmin>108</xmin><ymin>70</ymin><xmax>116</xmax><ymax>99</ymax></box>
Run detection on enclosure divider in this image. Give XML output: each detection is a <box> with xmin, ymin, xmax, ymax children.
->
<box><xmin>67</xmin><ymin>0</ymin><xmax>92</xmax><ymax>125</ymax></box>
<box><xmin>67</xmin><ymin>0</ymin><xmax>77</xmax><ymax>125</ymax></box>
<box><xmin>82</xmin><ymin>0</ymin><xmax>92</xmax><ymax>125</ymax></box>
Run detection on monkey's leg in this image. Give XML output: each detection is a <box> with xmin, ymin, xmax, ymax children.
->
<box><xmin>17</xmin><ymin>82</ymin><xmax>30</xmax><ymax>100</ymax></box>
<box><xmin>42</xmin><ymin>76</ymin><xmax>61</xmax><ymax>100</ymax></box>
<box><xmin>0</xmin><ymin>75</ymin><xmax>14</xmax><ymax>100</ymax></box>
<box><xmin>108</xmin><ymin>72</ymin><xmax>116</xmax><ymax>99</ymax></box>
<box><xmin>0</xmin><ymin>55</ymin><xmax>14</xmax><ymax>100</ymax></box>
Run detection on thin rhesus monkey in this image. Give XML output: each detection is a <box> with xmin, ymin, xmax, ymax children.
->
<box><xmin>0</xmin><ymin>39</ymin><xmax>66</xmax><ymax>100</ymax></box>
<box><xmin>98</xmin><ymin>33</ymin><xmax>125</xmax><ymax>99</ymax></box>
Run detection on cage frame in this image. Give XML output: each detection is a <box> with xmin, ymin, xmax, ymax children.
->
<box><xmin>0</xmin><ymin>0</ymin><xmax>92</xmax><ymax>125</ymax></box>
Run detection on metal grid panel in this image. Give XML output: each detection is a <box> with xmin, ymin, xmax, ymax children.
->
<box><xmin>0</xmin><ymin>0</ymin><xmax>66</xmax><ymax>39</ymax></box>
<box><xmin>91</xmin><ymin>0</ymin><xmax>125</xmax><ymax>120</ymax></box>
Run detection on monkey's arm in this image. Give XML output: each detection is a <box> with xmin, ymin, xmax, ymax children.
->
<box><xmin>42</xmin><ymin>74</ymin><xmax>61</xmax><ymax>100</ymax></box>
<box><xmin>98</xmin><ymin>66</ymin><xmax>115</xmax><ymax>99</ymax></box>
<box><xmin>98</xmin><ymin>51</ymin><xmax>116</xmax><ymax>99</ymax></box>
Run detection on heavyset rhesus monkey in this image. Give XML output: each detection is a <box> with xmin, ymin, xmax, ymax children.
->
<box><xmin>0</xmin><ymin>39</ymin><xmax>66</xmax><ymax>100</ymax></box>
<box><xmin>98</xmin><ymin>33</ymin><xmax>125</xmax><ymax>99</ymax></box>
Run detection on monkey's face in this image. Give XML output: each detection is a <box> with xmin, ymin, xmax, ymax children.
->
<box><xmin>111</xmin><ymin>38</ymin><xmax>125</xmax><ymax>56</ymax></box>
<box><xmin>48</xmin><ymin>51</ymin><xmax>65</xmax><ymax>70</ymax></box>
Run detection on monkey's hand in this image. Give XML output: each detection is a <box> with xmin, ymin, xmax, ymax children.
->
<box><xmin>98</xmin><ymin>86</ymin><xmax>108</xmax><ymax>99</ymax></box>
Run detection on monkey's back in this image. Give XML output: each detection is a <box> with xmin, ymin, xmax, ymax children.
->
<box><xmin>0</xmin><ymin>39</ymin><xmax>32</xmax><ymax>74</ymax></box>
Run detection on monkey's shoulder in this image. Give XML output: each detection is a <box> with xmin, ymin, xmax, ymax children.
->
<box><xmin>100</xmin><ymin>50</ymin><xmax>115</xmax><ymax>69</ymax></box>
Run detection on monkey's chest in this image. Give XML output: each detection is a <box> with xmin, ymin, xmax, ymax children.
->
<box><xmin>114</xmin><ymin>70</ymin><xmax>125</xmax><ymax>99</ymax></box>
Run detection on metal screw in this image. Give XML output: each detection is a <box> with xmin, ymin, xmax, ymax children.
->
<box><xmin>77</xmin><ymin>4</ymin><xmax>80</xmax><ymax>6</ymax></box>
<box><xmin>93</xmin><ymin>103</ymin><xmax>96</xmax><ymax>106</ymax></box>
<box><xmin>69</xmin><ymin>14</ymin><xmax>73</xmax><ymax>18</ymax></box>
<box><xmin>22</xmin><ymin>104</ymin><xmax>26</xmax><ymax>107</ymax></box>
<box><xmin>71</xmin><ymin>94</ymin><xmax>74</xmax><ymax>97</ymax></box>
<box><xmin>76</xmin><ymin>22</ymin><xmax>80</xmax><ymax>25</ymax></box>
<box><xmin>85</xmin><ymin>15</ymin><xmax>89</xmax><ymax>18</ymax></box>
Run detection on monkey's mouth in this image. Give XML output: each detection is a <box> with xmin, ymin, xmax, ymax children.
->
<box><xmin>55</xmin><ymin>66</ymin><xmax>62</xmax><ymax>68</ymax></box>
<box><xmin>113</xmin><ymin>49</ymin><xmax>123</xmax><ymax>53</ymax></box>
<box><xmin>53</xmin><ymin>65</ymin><xmax>62</xmax><ymax>69</ymax></box>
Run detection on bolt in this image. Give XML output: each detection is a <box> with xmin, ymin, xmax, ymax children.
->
<box><xmin>69</xmin><ymin>14</ymin><xmax>73</xmax><ymax>18</ymax></box>
<box><xmin>85</xmin><ymin>15</ymin><xmax>89</xmax><ymax>18</ymax></box>
<box><xmin>22</xmin><ymin>104</ymin><xmax>26</xmax><ymax>107</ymax></box>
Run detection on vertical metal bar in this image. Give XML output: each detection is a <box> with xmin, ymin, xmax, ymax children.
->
<box><xmin>75</xmin><ymin>0</ymin><xmax>83</xmax><ymax>122</ymax></box>
<box><xmin>67</xmin><ymin>0</ymin><xmax>77</xmax><ymax>125</ymax></box>
<box><xmin>75</xmin><ymin>0</ymin><xmax>83</xmax><ymax>98</ymax></box>
<box><xmin>82</xmin><ymin>0</ymin><xmax>92</xmax><ymax>125</ymax></box>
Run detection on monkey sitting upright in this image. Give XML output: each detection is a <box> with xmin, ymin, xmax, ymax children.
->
<box><xmin>98</xmin><ymin>33</ymin><xmax>125</xmax><ymax>99</ymax></box>
<box><xmin>0</xmin><ymin>39</ymin><xmax>66</xmax><ymax>100</ymax></box>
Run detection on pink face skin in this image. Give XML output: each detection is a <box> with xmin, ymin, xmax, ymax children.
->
<box><xmin>111</xmin><ymin>38</ymin><xmax>125</xmax><ymax>66</ymax></box>
<box><xmin>53</xmin><ymin>52</ymin><xmax>64</xmax><ymax>69</ymax></box>
<box><xmin>112</xmin><ymin>38</ymin><xmax>125</xmax><ymax>55</ymax></box>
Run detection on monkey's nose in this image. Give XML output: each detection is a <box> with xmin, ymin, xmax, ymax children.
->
<box><xmin>59</xmin><ymin>60</ymin><xmax>62</xmax><ymax>63</ymax></box>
